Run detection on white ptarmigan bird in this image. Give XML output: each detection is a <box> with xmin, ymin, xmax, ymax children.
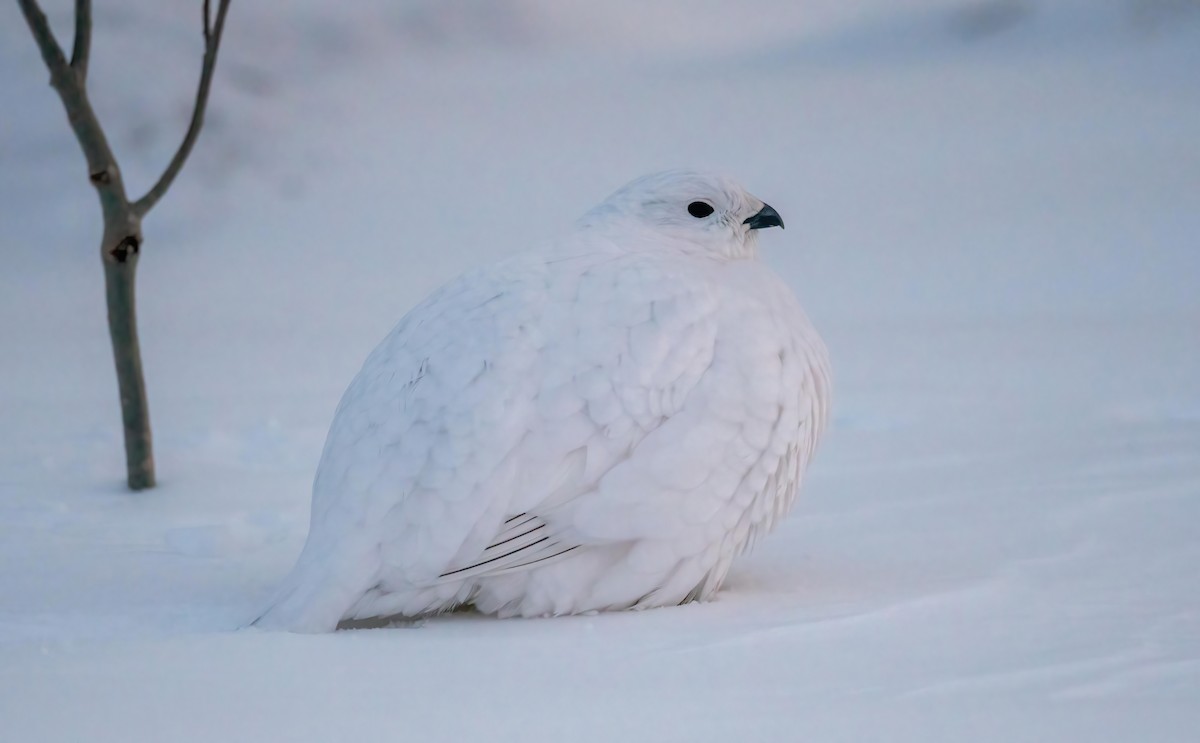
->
<box><xmin>255</xmin><ymin>170</ymin><xmax>831</xmax><ymax>631</ymax></box>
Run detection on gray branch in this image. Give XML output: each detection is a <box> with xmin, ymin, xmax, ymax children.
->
<box><xmin>17</xmin><ymin>0</ymin><xmax>69</xmax><ymax>76</ymax></box>
<box><xmin>132</xmin><ymin>0</ymin><xmax>232</xmax><ymax>217</ymax></box>
<box><xmin>71</xmin><ymin>0</ymin><xmax>91</xmax><ymax>79</ymax></box>
<box><xmin>17</xmin><ymin>0</ymin><xmax>127</xmax><ymax>220</ymax></box>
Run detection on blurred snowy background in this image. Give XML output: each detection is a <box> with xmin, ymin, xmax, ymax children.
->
<box><xmin>2</xmin><ymin>0</ymin><xmax>1198</xmax><ymax>740</ymax></box>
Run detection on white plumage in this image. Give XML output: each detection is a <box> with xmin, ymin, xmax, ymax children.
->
<box><xmin>255</xmin><ymin>171</ymin><xmax>831</xmax><ymax>632</ymax></box>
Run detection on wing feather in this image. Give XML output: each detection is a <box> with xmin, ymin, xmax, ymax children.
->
<box><xmin>433</xmin><ymin>514</ymin><xmax>580</xmax><ymax>582</ymax></box>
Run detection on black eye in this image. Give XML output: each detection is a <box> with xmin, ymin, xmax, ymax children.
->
<box><xmin>687</xmin><ymin>201</ymin><xmax>714</xmax><ymax>218</ymax></box>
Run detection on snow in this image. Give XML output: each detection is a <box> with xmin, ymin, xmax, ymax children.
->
<box><xmin>2</xmin><ymin>0</ymin><xmax>1198</xmax><ymax>740</ymax></box>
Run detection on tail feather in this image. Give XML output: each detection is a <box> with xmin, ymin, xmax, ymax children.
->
<box><xmin>253</xmin><ymin>544</ymin><xmax>379</xmax><ymax>633</ymax></box>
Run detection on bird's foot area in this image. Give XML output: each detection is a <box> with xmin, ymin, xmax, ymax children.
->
<box><xmin>335</xmin><ymin>602</ymin><xmax>478</xmax><ymax>630</ymax></box>
<box><xmin>335</xmin><ymin>615</ymin><xmax>426</xmax><ymax>630</ymax></box>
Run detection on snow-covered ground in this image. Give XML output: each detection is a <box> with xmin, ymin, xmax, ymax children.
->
<box><xmin>2</xmin><ymin>1</ymin><xmax>1198</xmax><ymax>740</ymax></box>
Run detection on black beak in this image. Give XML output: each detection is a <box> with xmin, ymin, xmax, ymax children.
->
<box><xmin>743</xmin><ymin>203</ymin><xmax>784</xmax><ymax>230</ymax></box>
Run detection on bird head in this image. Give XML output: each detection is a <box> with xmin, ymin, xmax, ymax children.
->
<box><xmin>576</xmin><ymin>170</ymin><xmax>784</xmax><ymax>260</ymax></box>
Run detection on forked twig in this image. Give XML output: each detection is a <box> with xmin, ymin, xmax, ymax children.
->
<box><xmin>132</xmin><ymin>0</ymin><xmax>232</xmax><ymax>217</ymax></box>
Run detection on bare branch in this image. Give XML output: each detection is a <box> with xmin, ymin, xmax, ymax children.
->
<box><xmin>19</xmin><ymin>0</ymin><xmax>128</xmax><ymax>220</ymax></box>
<box><xmin>71</xmin><ymin>0</ymin><xmax>92</xmax><ymax>79</ymax></box>
<box><xmin>134</xmin><ymin>0</ymin><xmax>231</xmax><ymax>217</ymax></box>
<box><xmin>17</xmin><ymin>0</ymin><xmax>70</xmax><ymax>78</ymax></box>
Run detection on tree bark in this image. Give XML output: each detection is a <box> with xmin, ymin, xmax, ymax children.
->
<box><xmin>103</xmin><ymin>235</ymin><xmax>154</xmax><ymax>489</ymax></box>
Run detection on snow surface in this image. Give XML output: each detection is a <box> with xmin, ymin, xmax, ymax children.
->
<box><xmin>2</xmin><ymin>0</ymin><xmax>1198</xmax><ymax>740</ymax></box>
